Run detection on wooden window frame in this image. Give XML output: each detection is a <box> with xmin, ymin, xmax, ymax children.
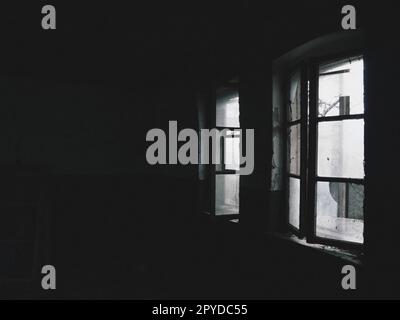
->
<box><xmin>286</xmin><ymin>52</ymin><xmax>365</xmax><ymax>250</ymax></box>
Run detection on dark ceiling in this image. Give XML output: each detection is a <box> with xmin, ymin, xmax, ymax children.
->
<box><xmin>1</xmin><ymin>1</ymin><xmax>371</xmax><ymax>86</ymax></box>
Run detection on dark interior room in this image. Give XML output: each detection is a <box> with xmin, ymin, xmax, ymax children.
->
<box><xmin>1</xmin><ymin>1</ymin><xmax>400</xmax><ymax>300</ymax></box>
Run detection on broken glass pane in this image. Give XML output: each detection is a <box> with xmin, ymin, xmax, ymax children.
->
<box><xmin>288</xmin><ymin>124</ymin><xmax>301</xmax><ymax>175</ymax></box>
<box><xmin>288</xmin><ymin>177</ymin><xmax>300</xmax><ymax>229</ymax></box>
<box><xmin>215</xmin><ymin>174</ymin><xmax>240</xmax><ymax>215</ymax></box>
<box><xmin>317</xmin><ymin>119</ymin><xmax>364</xmax><ymax>179</ymax></box>
<box><xmin>288</xmin><ymin>70</ymin><xmax>301</xmax><ymax>122</ymax></box>
<box><xmin>316</xmin><ymin>181</ymin><xmax>364</xmax><ymax>244</ymax></box>
<box><xmin>318</xmin><ymin>57</ymin><xmax>364</xmax><ymax>117</ymax></box>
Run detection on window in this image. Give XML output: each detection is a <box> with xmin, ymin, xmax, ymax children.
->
<box><xmin>286</xmin><ymin>55</ymin><xmax>365</xmax><ymax>247</ymax></box>
<box><xmin>214</xmin><ymin>84</ymin><xmax>241</xmax><ymax>217</ymax></box>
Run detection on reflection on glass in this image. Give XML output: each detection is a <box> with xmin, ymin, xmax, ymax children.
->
<box><xmin>319</xmin><ymin>57</ymin><xmax>364</xmax><ymax>117</ymax></box>
<box><xmin>288</xmin><ymin>124</ymin><xmax>301</xmax><ymax>175</ymax></box>
<box><xmin>216</xmin><ymin>87</ymin><xmax>240</xmax><ymax>128</ymax></box>
<box><xmin>288</xmin><ymin>70</ymin><xmax>301</xmax><ymax>122</ymax></box>
<box><xmin>317</xmin><ymin>119</ymin><xmax>364</xmax><ymax>179</ymax></box>
<box><xmin>216</xmin><ymin>175</ymin><xmax>240</xmax><ymax>215</ymax></box>
<box><xmin>288</xmin><ymin>177</ymin><xmax>300</xmax><ymax>229</ymax></box>
<box><xmin>316</xmin><ymin>182</ymin><xmax>364</xmax><ymax>243</ymax></box>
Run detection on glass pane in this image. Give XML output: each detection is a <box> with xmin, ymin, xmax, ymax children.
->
<box><xmin>288</xmin><ymin>177</ymin><xmax>300</xmax><ymax>229</ymax></box>
<box><xmin>224</xmin><ymin>136</ymin><xmax>240</xmax><ymax>171</ymax></box>
<box><xmin>317</xmin><ymin>119</ymin><xmax>364</xmax><ymax>179</ymax></box>
<box><xmin>318</xmin><ymin>57</ymin><xmax>364</xmax><ymax>117</ymax></box>
<box><xmin>316</xmin><ymin>181</ymin><xmax>364</xmax><ymax>244</ymax></box>
<box><xmin>288</xmin><ymin>124</ymin><xmax>301</xmax><ymax>175</ymax></box>
<box><xmin>288</xmin><ymin>70</ymin><xmax>301</xmax><ymax>122</ymax></box>
<box><xmin>215</xmin><ymin>175</ymin><xmax>239</xmax><ymax>216</ymax></box>
<box><xmin>216</xmin><ymin>87</ymin><xmax>240</xmax><ymax>128</ymax></box>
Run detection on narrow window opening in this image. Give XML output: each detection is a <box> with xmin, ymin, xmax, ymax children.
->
<box><xmin>215</xmin><ymin>83</ymin><xmax>241</xmax><ymax>217</ymax></box>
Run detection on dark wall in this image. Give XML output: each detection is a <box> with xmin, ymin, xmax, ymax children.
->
<box><xmin>363</xmin><ymin>1</ymin><xmax>400</xmax><ymax>297</ymax></box>
<box><xmin>1</xmin><ymin>2</ymin><xmax>206</xmax><ymax>298</ymax></box>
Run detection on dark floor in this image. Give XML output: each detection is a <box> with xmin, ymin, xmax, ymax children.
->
<box><xmin>0</xmin><ymin>174</ymin><xmax>367</xmax><ymax>299</ymax></box>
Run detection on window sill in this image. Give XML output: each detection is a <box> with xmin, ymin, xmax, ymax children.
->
<box><xmin>209</xmin><ymin>216</ymin><xmax>362</xmax><ymax>265</ymax></box>
<box><xmin>266</xmin><ymin>232</ymin><xmax>363</xmax><ymax>266</ymax></box>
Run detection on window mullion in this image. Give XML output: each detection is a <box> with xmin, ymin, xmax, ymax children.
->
<box><xmin>299</xmin><ymin>64</ymin><xmax>308</xmax><ymax>237</ymax></box>
<box><xmin>305</xmin><ymin>62</ymin><xmax>319</xmax><ymax>242</ymax></box>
